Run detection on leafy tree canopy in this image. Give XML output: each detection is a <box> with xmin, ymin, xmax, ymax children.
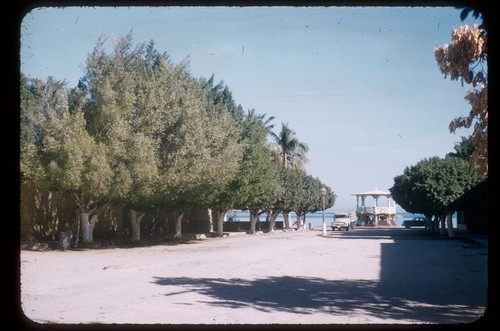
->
<box><xmin>390</xmin><ymin>155</ymin><xmax>485</xmax><ymax>216</ymax></box>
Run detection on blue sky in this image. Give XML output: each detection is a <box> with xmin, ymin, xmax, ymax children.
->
<box><xmin>20</xmin><ymin>6</ymin><xmax>481</xmax><ymax>212</ymax></box>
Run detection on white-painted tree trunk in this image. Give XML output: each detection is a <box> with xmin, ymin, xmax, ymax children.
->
<box><xmin>446</xmin><ymin>212</ymin><xmax>455</xmax><ymax>238</ymax></box>
<box><xmin>283</xmin><ymin>212</ymin><xmax>290</xmax><ymax>229</ymax></box>
<box><xmin>80</xmin><ymin>212</ymin><xmax>97</xmax><ymax>244</ymax></box>
<box><xmin>130</xmin><ymin>209</ymin><xmax>146</xmax><ymax>242</ymax></box>
<box><xmin>207</xmin><ymin>209</ymin><xmax>214</xmax><ymax>233</ymax></box>
<box><xmin>173</xmin><ymin>213</ymin><xmax>184</xmax><ymax>239</ymax></box>
<box><xmin>70</xmin><ymin>194</ymin><xmax>107</xmax><ymax>247</ymax></box>
<box><xmin>295</xmin><ymin>213</ymin><xmax>302</xmax><ymax>230</ymax></box>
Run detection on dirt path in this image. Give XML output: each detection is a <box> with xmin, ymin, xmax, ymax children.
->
<box><xmin>19</xmin><ymin>228</ymin><xmax>488</xmax><ymax>325</ymax></box>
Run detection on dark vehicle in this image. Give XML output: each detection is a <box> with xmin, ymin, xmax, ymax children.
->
<box><xmin>402</xmin><ymin>217</ymin><xmax>427</xmax><ymax>229</ymax></box>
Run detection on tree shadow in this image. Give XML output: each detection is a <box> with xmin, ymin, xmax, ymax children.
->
<box><xmin>152</xmin><ymin>274</ymin><xmax>485</xmax><ymax>324</ymax></box>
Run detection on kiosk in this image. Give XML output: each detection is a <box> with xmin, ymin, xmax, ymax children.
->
<box><xmin>353</xmin><ymin>188</ymin><xmax>396</xmax><ymax>226</ymax></box>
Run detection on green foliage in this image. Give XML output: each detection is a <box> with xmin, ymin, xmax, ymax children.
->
<box><xmin>222</xmin><ymin>109</ymin><xmax>280</xmax><ymax>212</ymax></box>
<box><xmin>20</xmin><ymin>75</ymin><xmax>111</xmax><ymax>201</ymax></box>
<box><xmin>390</xmin><ymin>155</ymin><xmax>485</xmax><ymax>216</ymax></box>
<box><xmin>273</xmin><ymin>168</ymin><xmax>335</xmax><ymax>216</ymax></box>
<box><xmin>233</xmin><ymin>137</ymin><xmax>282</xmax><ymax>210</ymax></box>
<box><xmin>276</xmin><ymin>168</ymin><xmax>304</xmax><ymax>213</ymax></box>
<box><xmin>295</xmin><ymin>173</ymin><xmax>334</xmax><ymax>215</ymax></box>
<box><xmin>448</xmin><ymin>136</ymin><xmax>475</xmax><ymax>161</ymax></box>
<box><xmin>74</xmin><ymin>33</ymin><xmax>244</xmax><ymax>212</ymax></box>
<box><xmin>21</xmin><ymin>31</ymin><xmax>338</xmax><ymax>238</ymax></box>
<box><xmin>269</xmin><ymin>122</ymin><xmax>309</xmax><ymax>169</ymax></box>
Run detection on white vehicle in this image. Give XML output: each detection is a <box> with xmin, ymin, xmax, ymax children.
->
<box><xmin>331</xmin><ymin>213</ymin><xmax>355</xmax><ymax>231</ymax></box>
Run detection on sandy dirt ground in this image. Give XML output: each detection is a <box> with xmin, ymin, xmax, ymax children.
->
<box><xmin>18</xmin><ymin>227</ymin><xmax>488</xmax><ymax>326</ymax></box>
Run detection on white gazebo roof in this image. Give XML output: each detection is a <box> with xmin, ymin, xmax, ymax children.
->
<box><xmin>352</xmin><ymin>188</ymin><xmax>391</xmax><ymax>196</ymax></box>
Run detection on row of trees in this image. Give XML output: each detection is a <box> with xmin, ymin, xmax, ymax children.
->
<box><xmin>20</xmin><ymin>33</ymin><xmax>335</xmax><ymax>244</ymax></box>
<box><xmin>390</xmin><ymin>8</ymin><xmax>488</xmax><ymax>237</ymax></box>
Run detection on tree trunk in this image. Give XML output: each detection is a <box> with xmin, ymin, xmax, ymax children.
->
<box><xmin>70</xmin><ymin>194</ymin><xmax>107</xmax><ymax>245</ymax></box>
<box><xmin>295</xmin><ymin>213</ymin><xmax>301</xmax><ymax>230</ymax></box>
<box><xmin>283</xmin><ymin>212</ymin><xmax>290</xmax><ymax>229</ymax></box>
<box><xmin>446</xmin><ymin>212</ymin><xmax>455</xmax><ymax>238</ymax></box>
<box><xmin>424</xmin><ymin>216</ymin><xmax>431</xmax><ymax>232</ymax></box>
<box><xmin>173</xmin><ymin>212</ymin><xmax>184</xmax><ymax>239</ymax></box>
<box><xmin>163</xmin><ymin>214</ymin><xmax>170</xmax><ymax>239</ymax></box>
<box><xmin>216</xmin><ymin>210</ymin><xmax>225</xmax><ymax>236</ymax></box>
<box><xmin>130</xmin><ymin>209</ymin><xmax>146</xmax><ymax>242</ymax></box>
<box><xmin>268</xmin><ymin>212</ymin><xmax>277</xmax><ymax>232</ymax></box>
<box><xmin>431</xmin><ymin>215</ymin><xmax>439</xmax><ymax>234</ymax></box>
<box><xmin>74</xmin><ymin>209</ymin><xmax>81</xmax><ymax>248</ymax></box>
<box><xmin>80</xmin><ymin>212</ymin><xmax>97</xmax><ymax>244</ymax></box>
<box><xmin>208</xmin><ymin>209</ymin><xmax>214</xmax><ymax>233</ymax></box>
<box><xmin>249</xmin><ymin>209</ymin><xmax>259</xmax><ymax>234</ymax></box>
<box><xmin>440</xmin><ymin>215</ymin><xmax>446</xmax><ymax>236</ymax></box>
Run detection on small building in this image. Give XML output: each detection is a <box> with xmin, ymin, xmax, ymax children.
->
<box><xmin>352</xmin><ymin>188</ymin><xmax>397</xmax><ymax>226</ymax></box>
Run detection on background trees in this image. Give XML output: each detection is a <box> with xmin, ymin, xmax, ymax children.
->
<box><xmin>292</xmin><ymin>173</ymin><xmax>335</xmax><ymax>230</ymax></box>
<box><xmin>269</xmin><ymin>122</ymin><xmax>309</xmax><ymax>170</ymax></box>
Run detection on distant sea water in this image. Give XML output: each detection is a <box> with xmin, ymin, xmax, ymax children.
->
<box><xmin>225</xmin><ymin>210</ymin><xmax>457</xmax><ymax>229</ymax></box>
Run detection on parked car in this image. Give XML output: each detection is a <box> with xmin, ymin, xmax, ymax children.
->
<box><xmin>402</xmin><ymin>216</ymin><xmax>427</xmax><ymax>229</ymax></box>
<box><xmin>331</xmin><ymin>213</ymin><xmax>354</xmax><ymax>231</ymax></box>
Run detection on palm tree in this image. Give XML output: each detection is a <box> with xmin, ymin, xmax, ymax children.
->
<box><xmin>245</xmin><ymin>109</ymin><xmax>275</xmax><ymax>134</ymax></box>
<box><xmin>269</xmin><ymin>122</ymin><xmax>309</xmax><ymax>169</ymax></box>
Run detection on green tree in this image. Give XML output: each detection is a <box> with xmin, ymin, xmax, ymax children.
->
<box><xmin>199</xmin><ymin>76</ymin><xmax>252</xmax><ymax>236</ymax></box>
<box><xmin>157</xmin><ymin>70</ymin><xmax>243</xmax><ymax>238</ymax></box>
<box><xmin>20</xmin><ymin>73</ymin><xmax>46</xmax><ymax>183</ymax></box>
<box><xmin>448</xmin><ymin>136</ymin><xmax>475</xmax><ymax>161</ymax></box>
<box><xmin>390</xmin><ymin>156</ymin><xmax>484</xmax><ymax>237</ymax></box>
<box><xmin>293</xmin><ymin>173</ymin><xmax>334</xmax><ymax>230</ymax></box>
<box><xmin>269</xmin><ymin>122</ymin><xmax>309</xmax><ymax>170</ymax></box>
<box><xmin>76</xmin><ymin>34</ymin><xmax>162</xmax><ymax>242</ymax></box>
<box><xmin>90</xmin><ymin>36</ymin><xmax>244</xmax><ymax>239</ymax></box>
<box><xmin>21</xmin><ymin>74</ymin><xmax>114</xmax><ymax>244</ymax></box>
<box><xmin>278</xmin><ymin>168</ymin><xmax>304</xmax><ymax>229</ymax></box>
<box><xmin>228</xmin><ymin>109</ymin><xmax>282</xmax><ymax>234</ymax></box>
<box><xmin>261</xmin><ymin>167</ymin><xmax>300</xmax><ymax>231</ymax></box>
<box><xmin>245</xmin><ymin>108</ymin><xmax>275</xmax><ymax>135</ymax></box>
